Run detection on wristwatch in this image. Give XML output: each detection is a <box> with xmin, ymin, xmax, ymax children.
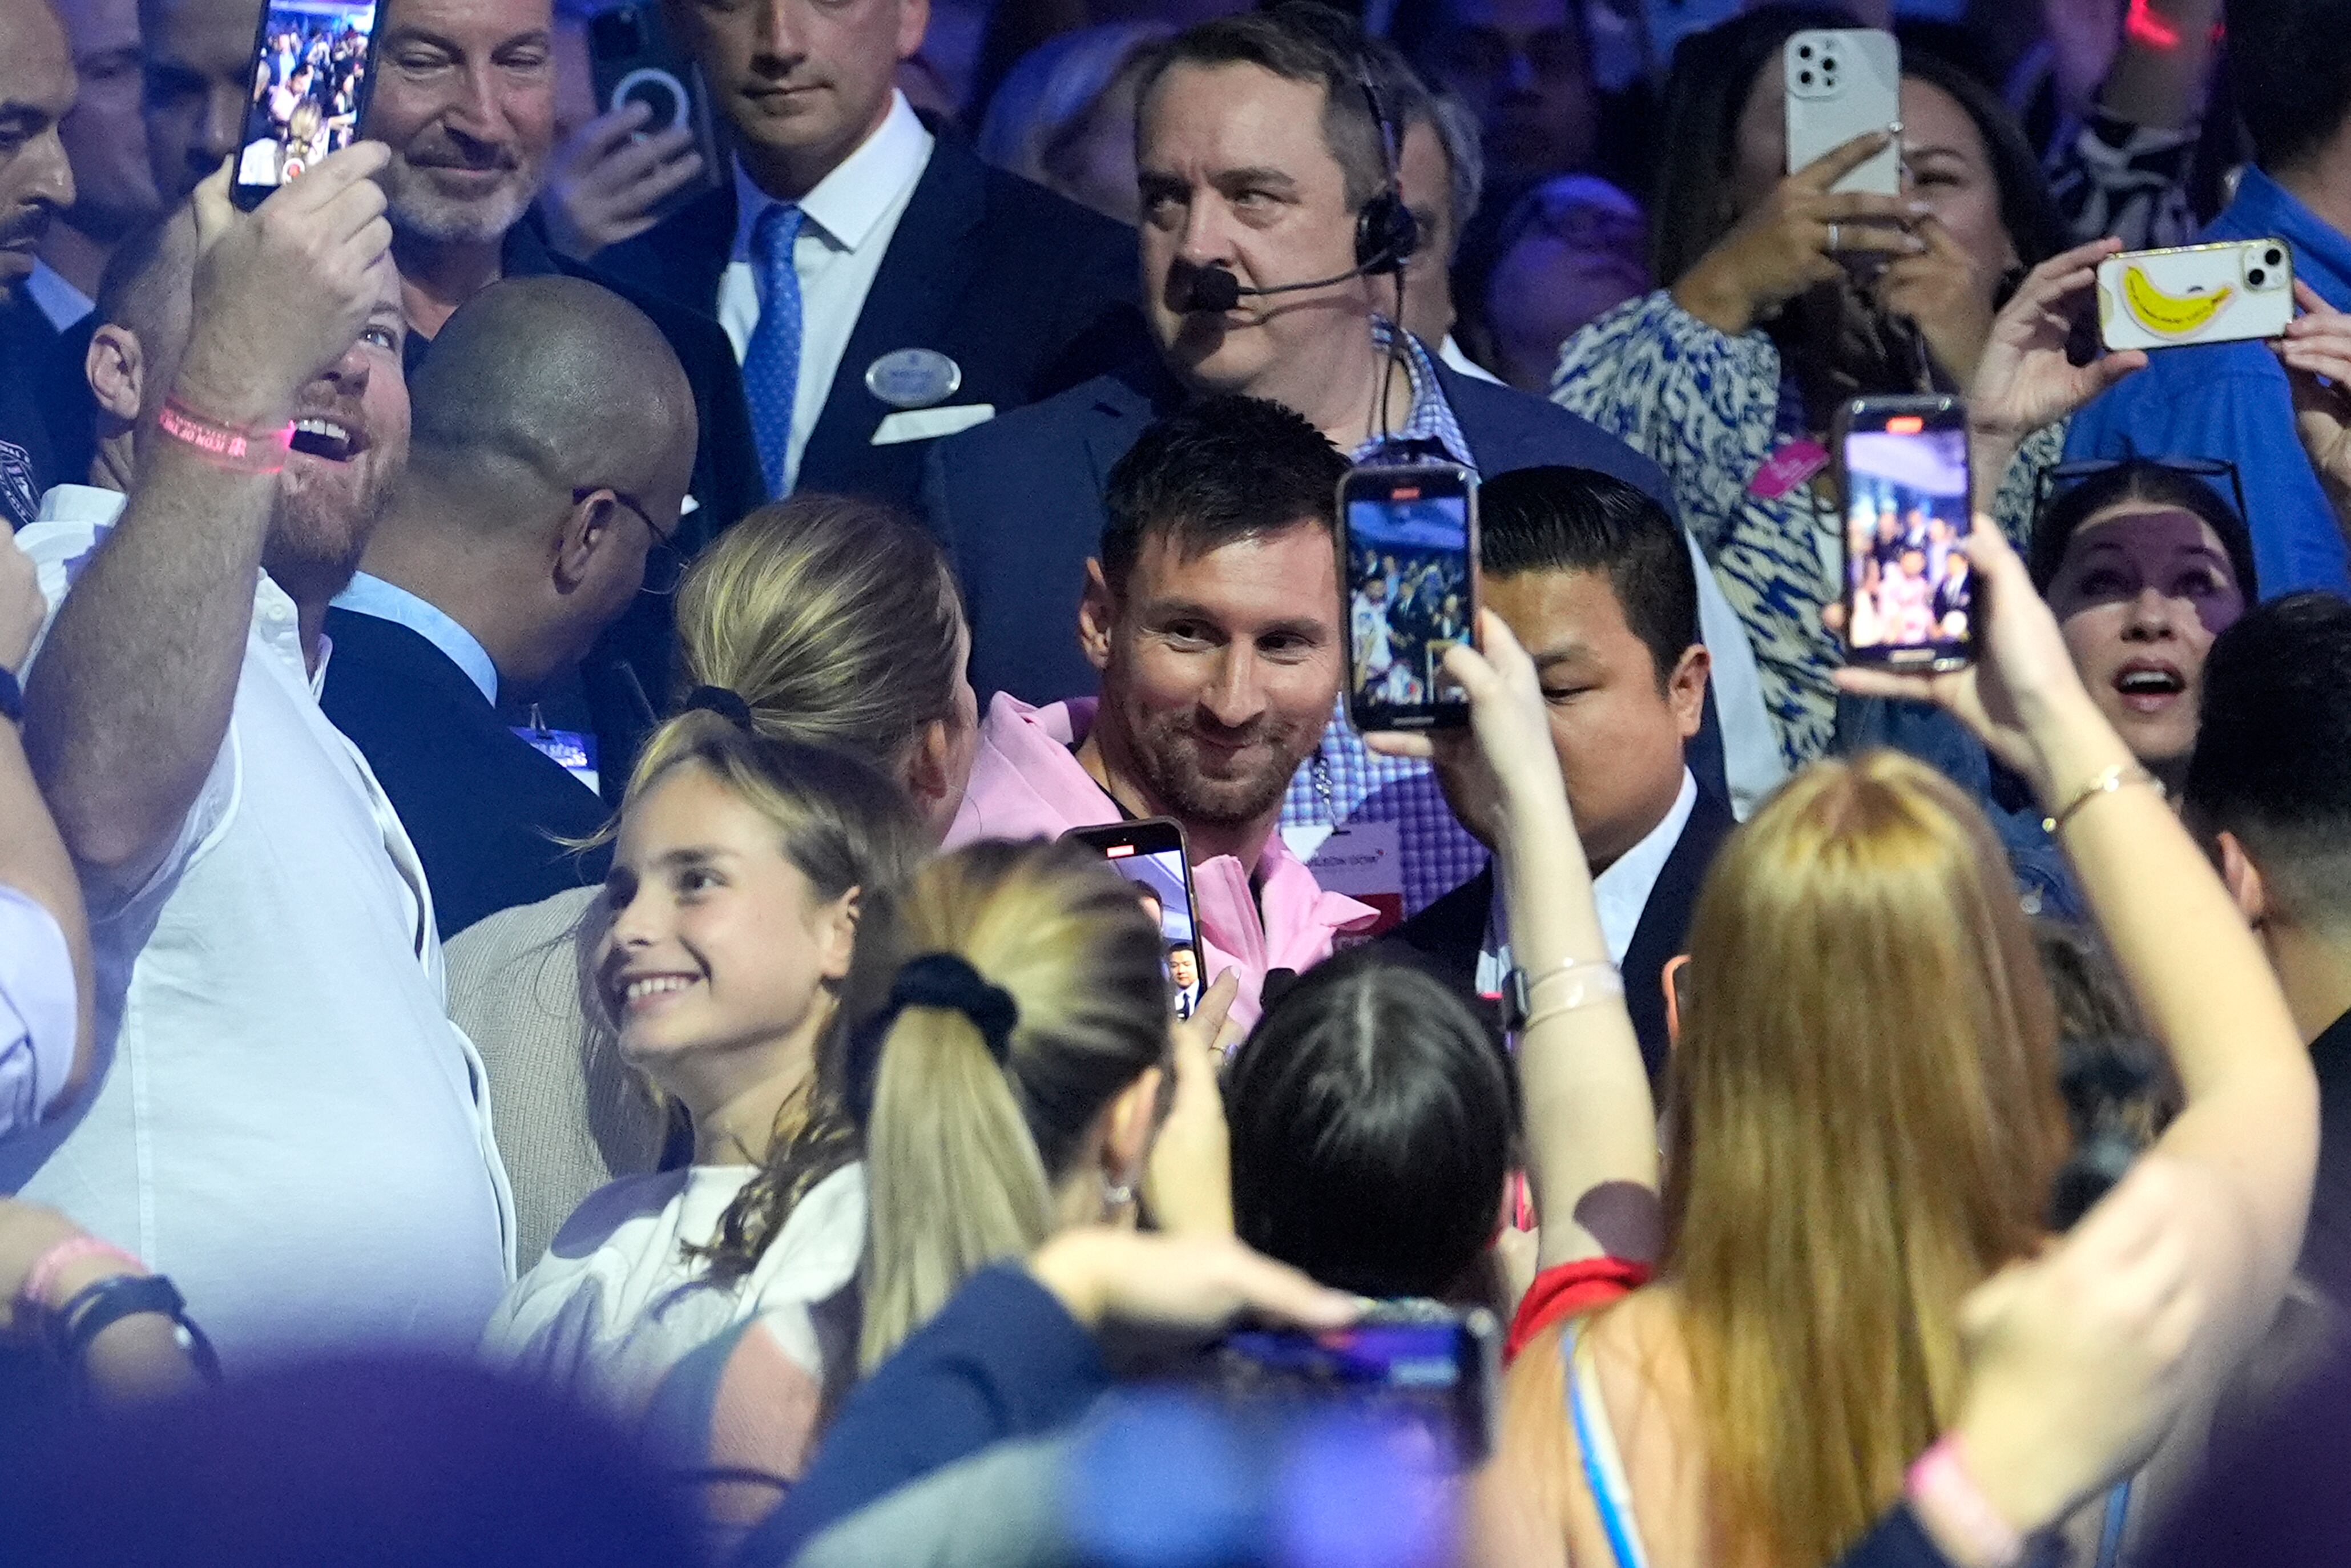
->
<box><xmin>47</xmin><ymin>1271</ymin><xmax>223</xmax><ymax>1385</ymax></box>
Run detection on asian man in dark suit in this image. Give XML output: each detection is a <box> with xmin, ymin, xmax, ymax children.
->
<box><xmin>580</xmin><ymin>0</ymin><xmax>1147</xmax><ymax>511</ymax></box>
<box><xmin>1386</xmin><ymin>466</ymin><xmax>1735</xmax><ymax>1083</ymax></box>
<box><xmin>320</xmin><ymin>277</ymin><xmax>697</xmax><ymax>938</ymax></box>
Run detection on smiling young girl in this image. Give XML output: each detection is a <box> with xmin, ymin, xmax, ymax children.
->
<box><xmin>478</xmin><ymin>714</ymin><xmax>928</xmax><ymax>1422</ymax></box>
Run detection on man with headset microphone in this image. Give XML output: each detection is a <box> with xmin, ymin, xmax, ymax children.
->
<box><xmin>928</xmin><ymin>2</ymin><xmax>1776</xmax><ymax>922</ymax></box>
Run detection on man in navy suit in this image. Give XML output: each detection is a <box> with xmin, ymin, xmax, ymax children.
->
<box><xmin>320</xmin><ymin>277</ymin><xmax>697</xmax><ymax>938</ymax></box>
<box><xmin>585</xmin><ymin>0</ymin><xmax>1147</xmax><ymax>510</ymax></box>
<box><xmin>926</xmin><ymin>7</ymin><xmax>1767</xmax><ymax>918</ymax></box>
<box><xmin>1385</xmin><ymin>467</ymin><xmax>1733</xmax><ymax>1082</ymax></box>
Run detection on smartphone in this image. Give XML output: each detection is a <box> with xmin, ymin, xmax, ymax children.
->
<box><xmin>2096</xmin><ymin>239</ymin><xmax>2296</xmax><ymax>353</ymax></box>
<box><xmin>1340</xmin><ymin>462</ymin><xmax>1479</xmax><ymax>733</ymax></box>
<box><xmin>1837</xmin><ymin>394</ymin><xmax>1974</xmax><ymax>671</ymax></box>
<box><xmin>232</xmin><ymin>0</ymin><xmax>380</xmax><ymax>211</ymax></box>
<box><xmin>1216</xmin><ymin>1301</ymin><xmax>1500</xmax><ymax>1466</ymax></box>
<box><xmin>1064</xmin><ymin>820</ymin><xmax>1204</xmax><ymax>1019</ymax></box>
<box><xmin>1784</xmin><ymin>29</ymin><xmax>1900</xmax><ymax>196</ymax></box>
<box><xmin>587</xmin><ymin>4</ymin><xmax>724</xmax><ymax>225</ymax></box>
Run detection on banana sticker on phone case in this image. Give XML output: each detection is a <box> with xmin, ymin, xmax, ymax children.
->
<box><xmin>2096</xmin><ymin>240</ymin><xmax>2296</xmax><ymax>353</ymax></box>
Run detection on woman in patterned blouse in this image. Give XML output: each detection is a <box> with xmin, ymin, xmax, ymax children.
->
<box><xmin>1551</xmin><ymin>5</ymin><xmax>2075</xmax><ymax>767</ymax></box>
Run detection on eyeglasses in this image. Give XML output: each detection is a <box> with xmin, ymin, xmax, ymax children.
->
<box><xmin>2032</xmin><ymin>456</ymin><xmax>2247</xmax><ymax>537</ymax></box>
<box><xmin>576</xmin><ymin>486</ymin><xmax>686</xmax><ymax>595</ymax></box>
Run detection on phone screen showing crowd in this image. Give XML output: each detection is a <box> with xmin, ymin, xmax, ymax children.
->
<box><xmin>235</xmin><ymin>0</ymin><xmax>378</xmax><ymax>205</ymax></box>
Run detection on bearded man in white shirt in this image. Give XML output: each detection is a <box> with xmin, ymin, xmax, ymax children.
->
<box><xmin>2</xmin><ymin>150</ymin><xmax>514</xmax><ymax>1369</ymax></box>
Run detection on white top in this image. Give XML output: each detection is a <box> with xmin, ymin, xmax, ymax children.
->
<box><xmin>1475</xmin><ymin>767</ymin><xmax>1699</xmax><ymax>994</ymax></box>
<box><xmin>0</xmin><ymin>485</ymin><xmax>515</xmax><ymax>1368</ymax></box>
<box><xmin>0</xmin><ymin>885</ymin><xmax>76</xmax><ymax>1139</ymax></box>
<box><xmin>718</xmin><ymin>91</ymin><xmax>935</xmax><ymax>493</ymax></box>
<box><xmin>481</xmin><ymin>1160</ymin><xmax>867</xmax><ymax>1423</ymax></box>
<box><xmin>332</xmin><ymin>571</ymin><xmax>499</xmax><ymax>703</ymax></box>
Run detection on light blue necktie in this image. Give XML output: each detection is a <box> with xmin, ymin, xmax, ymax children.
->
<box><xmin>743</xmin><ymin>201</ymin><xmax>807</xmax><ymax>498</ymax></box>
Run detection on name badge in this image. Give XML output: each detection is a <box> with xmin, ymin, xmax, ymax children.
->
<box><xmin>1283</xmin><ymin>820</ymin><xmax>1404</xmax><ymax>941</ymax></box>
<box><xmin>513</xmin><ymin>725</ymin><xmax>600</xmax><ymax>795</ymax></box>
<box><xmin>1748</xmin><ymin>439</ymin><xmax>1830</xmax><ymax>501</ymax></box>
<box><xmin>865</xmin><ymin>348</ymin><xmax>963</xmax><ymax>410</ymax></box>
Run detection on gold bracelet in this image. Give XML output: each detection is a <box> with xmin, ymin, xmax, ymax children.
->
<box><xmin>2041</xmin><ymin>764</ymin><xmax>2163</xmax><ymax>836</ymax></box>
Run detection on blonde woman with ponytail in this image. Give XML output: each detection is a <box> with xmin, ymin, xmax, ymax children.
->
<box><xmin>664</xmin><ymin>836</ymin><xmax>1242</xmax><ymax>1526</ymax></box>
<box><xmin>845</xmin><ymin>837</ymin><xmax>1183</xmax><ymax>1371</ymax></box>
<box><xmin>447</xmin><ymin>495</ymin><xmax>981</xmax><ymax>1269</ymax></box>
<box><xmin>477</xmin><ymin>711</ymin><xmax>928</xmax><ymax>1423</ymax></box>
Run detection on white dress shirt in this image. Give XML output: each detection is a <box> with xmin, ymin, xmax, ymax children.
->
<box><xmin>1475</xmin><ymin>767</ymin><xmax>1699</xmax><ymax>994</ymax></box>
<box><xmin>332</xmin><ymin>570</ymin><xmax>500</xmax><ymax>704</ymax></box>
<box><xmin>1</xmin><ymin>486</ymin><xmax>515</xmax><ymax>1367</ymax></box>
<box><xmin>717</xmin><ymin>91</ymin><xmax>934</xmax><ymax>493</ymax></box>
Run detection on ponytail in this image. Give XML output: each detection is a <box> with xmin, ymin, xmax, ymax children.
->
<box><xmin>847</xmin><ymin>839</ymin><xmax>1171</xmax><ymax>1370</ymax></box>
<box><xmin>859</xmin><ymin>1007</ymin><xmax>1058</xmax><ymax>1365</ymax></box>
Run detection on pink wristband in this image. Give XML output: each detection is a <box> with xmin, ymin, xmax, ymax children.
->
<box><xmin>155</xmin><ymin>397</ymin><xmax>295</xmax><ymax>474</ymax></box>
<box><xmin>1906</xmin><ymin>1436</ymin><xmax>2027</xmax><ymax>1568</ymax></box>
<box><xmin>20</xmin><ymin>1236</ymin><xmax>145</xmax><ymax>1315</ymax></box>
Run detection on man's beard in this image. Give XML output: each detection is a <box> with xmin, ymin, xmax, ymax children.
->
<box><xmin>1116</xmin><ymin>693</ymin><xmax>1319</xmax><ymax>831</ymax></box>
<box><xmin>261</xmin><ymin>456</ymin><xmax>395</xmax><ymax>604</ymax></box>
<box><xmin>382</xmin><ymin>155</ymin><xmax>539</xmax><ymax>247</ymax></box>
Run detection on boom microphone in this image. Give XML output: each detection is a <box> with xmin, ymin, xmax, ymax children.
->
<box><xmin>1179</xmin><ymin>259</ymin><xmax>1389</xmax><ymax>315</ymax></box>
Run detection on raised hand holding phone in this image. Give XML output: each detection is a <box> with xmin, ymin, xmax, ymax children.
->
<box><xmin>1670</xmin><ymin>128</ymin><xmax>1928</xmax><ymax>338</ymax></box>
<box><xmin>1834</xmin><ymin>522</ymin><xmax>2115</xmax><ymax>797</ymax></box>
<box><xmin>180</xmin><ymin>146</ymin><xmax>394</xmax><ymax>428</ymax></box>
<box><xmin>539</xmin><ymin>99</ymin><xmax>707</xmax><ymax>261</ymax></box>
<box><xmin>1967</xmin><ymin>237</ymin><xmax>2148</xmax><ymax>488</ymax></box>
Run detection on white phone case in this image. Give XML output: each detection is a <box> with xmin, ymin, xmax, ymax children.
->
<box><xmin>2096</xmin><ymin>240</ymin><xmax>2296</xmax><ymax>352</ymax></box>
<box><xmin>1785</xmin><ymin>29</ymin><xmax>1901</xmax><ymax>196</ymax></box>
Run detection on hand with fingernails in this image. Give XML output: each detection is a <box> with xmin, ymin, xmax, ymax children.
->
<box><xmin>1671</xmin><ymin>127</ymin><xmax>1931</xmax><ymax>338</ymax></box>
<box><xmin>538</xmin><ymin>98</ymin><xmax>707</xmax><ymax>262</ymax></box>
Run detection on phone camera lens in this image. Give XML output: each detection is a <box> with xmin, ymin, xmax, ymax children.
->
<box><xmin>2249</xmin><ymin>267</ymin><xmax>2269</xmax><ymax>287</ymax></box>
<box><xmin>2266</xmin><ymin>247</ymin><xmax>2285</xmax><ymax>267</ymax></box>
<box><xmin>1797</xmin><ymin>42</ymin><xmax>1813</xmax><ymax>57</ymax></box>
<box><xmin>1799</xmin><ymin>69</ymin><xmax>1814</xmax><ymax>84</ymax></box>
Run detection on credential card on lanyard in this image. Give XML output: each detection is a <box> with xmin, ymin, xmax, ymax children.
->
<box><xmin>1281</xmin><ymin>820</ymin><xmax>1403</xmax><ymax>940</ymax></box>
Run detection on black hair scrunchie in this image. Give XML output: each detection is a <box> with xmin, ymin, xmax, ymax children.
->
<box><xmin>845</xmin><ymin>953</ymin><xmax>1021</xmax><ymax>1127</ymax></box>
<box><xmin>683</xmin><ymin>684</ymin><xmax>755</xmax><ymax>731</ymax></box>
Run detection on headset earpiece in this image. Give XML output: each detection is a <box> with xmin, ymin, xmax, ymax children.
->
<box><xmin>1354</xmin><ymin>192</ymin><xmax>1421</xmax><ymax>276</ymax></box>
<box><xmin>1352</xmin><ymin>66</ymin><xmax>1420</xmax><ymax>276</ymax></box>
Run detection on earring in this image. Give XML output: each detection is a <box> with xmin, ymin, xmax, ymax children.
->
<box><xmin>1102</xmin><ymin>1175</ymin><xmax>1135</xmax><ymax>1211</ymax></box>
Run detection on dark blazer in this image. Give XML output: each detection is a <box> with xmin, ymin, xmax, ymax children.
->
<box><xmin>402</xmin><ymin>220</ymin><xmax>766</xmax><ymax>800</ymax></box>
<box><xmin>319</xmin><ymin>607</ymin><xmax>612</xmax><ymax>940</ymax></box>
<box><xmin>1384</xmin><ymin>784</ymin><xmax>1737</xmax><ymax>1084</ymax></box>
<box><xmin>925</xmin><ymin>353</ymin><xmax>1684</xmax><ymax>707</ymax></box>
<box><xmin>0</xmin><ymin>293</ymin><xmax>87</xmax><ymax>530</ymax></box>
<box><xmin>595</xmin><ymin>130</ymin><xmax>1148</xmax><ymax>512</ymax></box>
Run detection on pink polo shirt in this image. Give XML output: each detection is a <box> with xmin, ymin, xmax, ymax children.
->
<box><xmin>946</xmin><ymin>694</ymin><xmax>1377</xmax><ymax>1030</ymax></box>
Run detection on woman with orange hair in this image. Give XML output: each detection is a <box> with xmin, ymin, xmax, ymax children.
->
<box><xmin>1476</xmin><ymin>520</ymin><xmax>2317</xmax><ymax>1568</ymax></box>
